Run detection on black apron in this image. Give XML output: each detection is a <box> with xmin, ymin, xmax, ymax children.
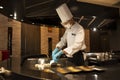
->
<box><xmin>67</xmin><ymin>51</ymin><xmax>84</xmax><ymax>66</ymax></box>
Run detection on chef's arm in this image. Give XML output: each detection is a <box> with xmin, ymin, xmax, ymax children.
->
<box><xmin>56</xmin><ymin>30</ymin><xmax>67</xmax><ymax>49</ymax></box>
<box><xmin>62</xmin><ymin>50</ymin><xmax>68</xmax><ymax>54</ymax></box>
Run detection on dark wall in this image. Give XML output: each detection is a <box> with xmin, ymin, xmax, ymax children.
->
<box><xmin>90</xmin><ymin>19</ymin><xmax>120</xmax><ymax>52</ymax></box>
<box><xmin>21</xmin><ymin>23</ymin><xmax>40</xmax><ymax>57</ymax></box>
<box><xmin>90</xmin><ymin>29</ymin><xmax>110</xmax><ymax>52</ymax></box>
<box><xmin>110</xmin><ymin>19</ymin><xmax>120</xmax><ymax>51</ymax></box>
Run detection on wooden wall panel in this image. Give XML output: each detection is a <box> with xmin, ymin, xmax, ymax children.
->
<box><xmin>85</xmin><ymin>29</ymin><xmax>90</xmax><ymax>52</ymax></box>
<box><xmin>0</xmin><ymin>13</ymin><xmax>21</xmax><ymax>58</ymax></box>
<box><xmin>21</xmin><ymin>23</ymin><xmax>40</xmax><ymax>57</ymax></box>
<box><xmin>40</xmin><ymin>26</ymin><xmax>59</xmax><ymax>56</ymax></box>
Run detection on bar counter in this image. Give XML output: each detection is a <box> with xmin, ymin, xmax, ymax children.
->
<box><xmin>0</xmin><ymin>57</ymin><xmax>120</xmax><ymax>80</ymax></box>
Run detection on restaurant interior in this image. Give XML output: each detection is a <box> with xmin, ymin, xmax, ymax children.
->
<box><xmin>0</xmin><ymin>0</ymin><xmax>120</xmax><ymax>80</ymax></box>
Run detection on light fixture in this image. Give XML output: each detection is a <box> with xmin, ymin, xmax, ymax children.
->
<box><xmin>21</xmin><ymin>19</ymin><xmax>24</xmax><ymax>21</ymax></box>
<box><xmin>32</xmin><ymin>23</ymin><xmax>35</xmax><ymax>24</ymax></box>
<box><xmin>13</xmin><ymin>12</ymin><xmax>17</xmax><ymax>19</ymax></box>
<box><xmin>10</xmin><ymin>14</ymin><xmax>13</xmax><ymax>17</ymax></box>
<box><xmin>13</xmin><ymin>16</ymin><xmax>17</xmax><ymax>20</ymax></box>
<box><xmin>87</xmin><ymin>16</ymin><xmax>96</xmax><ymax>27</ymax></box>
<box><xmin>93</xmin><ymin>27</ymin><xmax>97</xmax><ymax>31</ymax></box>
<box><xmin>0</xmin><ymin>6</ymin><xmax>3</xmax><ymax>9</ymax></box>
<box><xmin>78</xmin><ymin>16</ymin><xmax>84</xmax><ymax>23</ymax></box>
<box><xmin>93</xmin><ymin>74</ymin><xmax>98</xmax><ymax>80</ymax></box>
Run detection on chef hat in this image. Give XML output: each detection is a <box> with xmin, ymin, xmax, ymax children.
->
<box><xmin>56</xmin><ymin>3</ymin><xmax>73</xmax><ymax>23</ymax></box>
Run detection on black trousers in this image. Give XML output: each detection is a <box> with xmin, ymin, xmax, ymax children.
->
<box><xmin>67</xmin><ymin>51</ymin><xmax>84</xmax><ymax>66</ymax></box>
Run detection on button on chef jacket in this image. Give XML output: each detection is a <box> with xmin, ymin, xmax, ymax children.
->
<box><xmin>56</xmin><ymin>22</ymin><xmax>86</xmax><ymax>57</ymax></box>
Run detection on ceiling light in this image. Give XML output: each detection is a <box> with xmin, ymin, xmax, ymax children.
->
<box><xmin>14</xmin><ymin>12</ymin><xmax>17</xmax><ymax>17</ymax></box>
<box><xmin>13</xmin><ymin>11</ymin><xmax>17</xmax><ymax>19</ymax></box>
<box><xmin>92</xmin><ymin>16</ymin><xmax>96</xmax><ymax>18</ymax></box>
<box><xmin>0</xmin><ymin>6</ymin><xmax>3</xmax><ymax>9</ymax></box>
<box><xmin>10</xmin><ymin>14</ymin><xmax>13</xmax><ymax>17</ymax></box>
<box><xmin>13</xmin><ymin>16</ymin><xmax>17</xmax><ymax>19</ymax></box>
<box><xmin>93</xmin><ymin>28</ymin><xmax>97</xmax><ymax>31</ymax></box>
<box><xmin>32</xmin><ymin>23</ymin><xmax>35</xmax><ymax>24</ymax></box>
<box><xmin>78</xmin><ymin>16</ymin><xmax>84</xmax><ymax>23</ymax></box>
<box><xmin>21</xmin><ymin>19</ymin><xmax>24</xmax><ymax>21</ymax></box>
<box><xmin>87</xmin><ymin>16</ymin><xmax>96</xmax><ymax>27</ymax></box>
<box><xmin>93</xmin><ymin>74</ymin><xmax>98</xmax><ymax>79</ymax></box>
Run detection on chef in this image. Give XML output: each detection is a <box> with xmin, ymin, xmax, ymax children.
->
<box><xmin>50</xmin><ymin>3</ymin><xmax>86</xmax><ymax>66</ymax></box>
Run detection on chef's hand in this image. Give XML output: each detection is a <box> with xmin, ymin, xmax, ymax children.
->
<box><xmin>50</xmin><ymin>60</ymin><xmax>55</xmax><ymax>65</ymax></box>
<box><xmin>52</xmin><ymin>48</ymin><xmax>59</xmax><ymax>59</ymax></box>
<box><xmin>53</xmin><ymin>50</ymin><xmax>63</xmax><ymax>62</ymax></box>
<box><xmin>50</xmin><ymin>50</ymin><xmax>68</xmax><ymax>64</ymax></box>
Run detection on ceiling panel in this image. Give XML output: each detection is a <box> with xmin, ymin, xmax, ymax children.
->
<box><xmin>23</xmin><ymin>0</ymin><xmax>119</xmax><ymax>29</ymax></box>
<box><xmin>25</xmin><ymin>0</ymin><xmax>55</xmax><ymax>9</ymax></box>
<box><xmin>0</xmin><ymin>0</ymin><xmax>119</xmax><ymax>29</ymax></box>
<box><xmin>77</xmin><ymin>0</ymin><xmax>120</xmax><ymax>7</ymax></box>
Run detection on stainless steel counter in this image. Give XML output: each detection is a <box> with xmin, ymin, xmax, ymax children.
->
<box><xmin>0</xmin><ymin>57</ymin><xmax>120</xmax><ymax>80</ymax></box>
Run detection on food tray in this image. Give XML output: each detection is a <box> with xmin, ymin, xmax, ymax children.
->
<box><xmin>56</xmin><ymin>67</ymin><xmax>70</xmax><ymax>74</ymax></box>
<box><xmin>55</xmin><ymin>66</ymin><xmax>105</xmax><ymax>74</ymax></box>
<box><xmin>76</xmin><ymin>66</ymin><xmax>94</xmax><ymax>71</ymax></box>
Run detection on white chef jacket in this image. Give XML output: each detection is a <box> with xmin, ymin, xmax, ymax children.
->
<box><xmin>56</xmin><ymin>22</ymin><xmax>86</xmax><ymax>57</ymax></box>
